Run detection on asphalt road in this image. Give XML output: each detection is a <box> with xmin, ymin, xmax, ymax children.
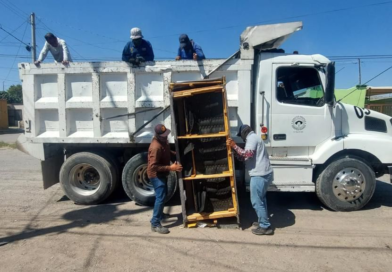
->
<box><xmin>1</xmin><ymin>143</ymin><xmax>392</xmax><ymax>271</ymax></box>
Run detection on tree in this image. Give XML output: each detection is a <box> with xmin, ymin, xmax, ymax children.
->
<box><xmin>0</xmin><ymin>84</ymin><xmax>23</xmax><ymax>104</ymax></box>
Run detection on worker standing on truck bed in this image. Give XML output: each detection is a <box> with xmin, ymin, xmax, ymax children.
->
<box><xmin>148</xmin><ymin>124</ymin><xmax>182</xmax><ymax>234</ymax></box>
<box><xmin>34</xmin><ymin>33</ymin><xmax>72</xmax><ymax>65</ymax></box>
<box><xmin>175</xmin><ymin>34</ymin><xmax>205</xmax><ymax>61</ymax></box>
<box><xmin>227</xmin><ymin>125</ymin><xmax>274</xmax><ymax>235</ymax></box>
<box><xmin>122</xmin><ymin>27</ymin><xmax>154</xmax><ymax>64</ymax></box>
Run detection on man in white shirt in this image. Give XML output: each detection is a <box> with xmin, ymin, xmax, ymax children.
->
<box><xmin>35</xmin><ymin>33</ymin><xmax>72</xmax><ymax>65</ymax></box>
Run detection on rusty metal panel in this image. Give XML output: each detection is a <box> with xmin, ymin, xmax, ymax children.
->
<box><xmin>0</xmin><ymin>99</ymin><xmax>8</xmax><ymax>129</ymax></box>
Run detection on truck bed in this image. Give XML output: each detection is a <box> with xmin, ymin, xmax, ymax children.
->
<box><xmin>18</xmin><ymin>60</ymin><xmax>252</xmax><ymax>144</ymax></box>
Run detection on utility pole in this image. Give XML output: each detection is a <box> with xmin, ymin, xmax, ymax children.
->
<box><xmin>358</xmin><ymin>58</ymin><xmax>362</xmax><ymax>85</ymax></box>
<box><xmin>30</xmin><ymin>12</ymin><xmax>36</xmax><ymax>62</ymax></box>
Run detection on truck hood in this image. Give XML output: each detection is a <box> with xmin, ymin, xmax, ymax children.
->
<box><xmin>337</xmin><ymin>102</ymin><xmax>392</xmax><ymax>136</ymax></box>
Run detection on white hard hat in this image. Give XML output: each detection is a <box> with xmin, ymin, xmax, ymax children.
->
<box><xmin>130</xmin><ymin>27</ymin><xmax>143</xmax><ymax>39</ymax></box>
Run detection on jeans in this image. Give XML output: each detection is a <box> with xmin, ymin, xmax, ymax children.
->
<box><xmin>150</xmin><ymin>177</ymin><xmax>167</xmax><ymax>227</ymax></box>
<box><xmin>250</xmin><ymin>172</ymin><xmax>273</xmax><ymax>229</ymax></box>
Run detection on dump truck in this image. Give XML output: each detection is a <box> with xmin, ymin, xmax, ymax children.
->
<box><xmin>17</xmin><ymin>21</ymin><xmax>392</xmax><ymax>211</ymax></box>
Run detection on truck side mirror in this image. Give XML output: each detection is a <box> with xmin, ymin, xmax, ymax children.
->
<box><xmin>325</xmin><ymin>62</ymin><xmax>335</xmax><ymax>106</ymax></box>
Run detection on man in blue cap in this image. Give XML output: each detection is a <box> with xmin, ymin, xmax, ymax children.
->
<box><xmin>122</xmin><ymin>27</ymin><xmax>154</xmax><ymax>64</ymax></box>
<box><xmin>227</xmin><ymin>125</ymin><xmax>274</xmax><ymax>235</ymax></box>
<box><xmin>175</xmin><ymin>34</ymin><xmax>205</xmax><ymax>61</ymax></box>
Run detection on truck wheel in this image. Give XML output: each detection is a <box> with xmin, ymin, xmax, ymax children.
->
<box><xmin>91</xmin><ymin>151</ymin><xmax>120</xmax><ymax>195</ymax></box>
<box><xmin>122</xmin><ymin>152</ymin><xmax>177</xmax><ymax>206</ymax></box>
<box><xmin>60</xmin><ymin>152</ymin><xmax>117</xmax><ymax>205</ymax></box>
<box><xmin>316</xmin><ymin>158</ymin><xmax>376</xmax><ymax>211</ymax></box>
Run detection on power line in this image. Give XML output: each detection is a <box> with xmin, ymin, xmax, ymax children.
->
<box><xmin>0</xmin><ymin>21</ymin><xmax>29</xmax><ymax>43</ymax></box>
<box><xmin>4</xmin><ymin>22</ymin><xmax>28</xmax><ymax>81</ymax></box>
<box><xmin>148</xmin><ymin>1</ymin><xmax>392</xmax><ymax>39</ymax></box>
<box><xmin>2</xmin><ymin>0</ymin><xmax>29</xmax><ymax>17</ymax></box>
<box><xmin>329</xmin><ymin>55</ymin><xmax>392</xmax><ymax>60</ymax></box>
<box><xmin>34</xmin><ymin>16</ymin><xmax>177</xmax><ymax>54</ymax></box>
<box><xmin>335</xmin><ymin>67</ymin><xmax>345</xmax><ymax>74</ymax></box>
<box><xmin>35</xmin><ymin>22</ymin><xmax>87</xmax><ymax>61</ymax></box>
<box><xmin>0</xmin><ymin>0</ymin><xmax>29</xmax><ymax>21</ymax></box>
<box><xmin>337</xmin><ymin>65</ymin><xmax>392</xmax><ymax>103</ymax></box>
<box><xmin>0</xmin><ymin>78</ymin><xmax>20</xmax><ymax>83</ymax></box>
<box><xmin>0</xmin><ymin>25</ymin><xmax>30</xmax><ymax>47</ymax></box>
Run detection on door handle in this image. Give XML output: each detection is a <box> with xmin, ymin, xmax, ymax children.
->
<box><xmin>273</xmin><ymin>134</ymin><xmax>286</xmax><ymax>141</ymax></box>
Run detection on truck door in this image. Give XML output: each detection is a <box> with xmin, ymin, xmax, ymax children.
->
<box><xmin>270</xmin><ymin>64</ymin><xmax>333</xmax><ymax>154</ymax></box>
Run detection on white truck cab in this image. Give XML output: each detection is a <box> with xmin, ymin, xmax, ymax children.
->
<box><xmin>17</xmin><ymin>21</ymin><xmax>392</xmax><ymax>211</ymax></box>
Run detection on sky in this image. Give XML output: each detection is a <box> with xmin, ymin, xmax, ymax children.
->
<box><xmin>0</xmin><ymin>0</ymin><xmax>392</xmax><ymax>91</ymax></box>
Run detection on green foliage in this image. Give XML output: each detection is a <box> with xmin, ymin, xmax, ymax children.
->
<box><xmin>0</xmin><ymin>85</ymin><xmax>23</xmax><ymax>104</ymax></box>
<box><xmin>0</xmin><ymin>141</ymin><xmax>17</xmax><ymax>149</ymax></box>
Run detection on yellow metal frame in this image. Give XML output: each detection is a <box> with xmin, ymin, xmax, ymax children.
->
<box><xmin>172</xmin><ymin>85</ymin><xmax>223</xmax><ymax>98</ymax></box>
<box><xmin>171</xmin><ymin>77</ymin><xmax>239</xmax><ymax>226</ymax></box>
<box><xmin>177</xmin><ymin>132</ymin><xmax>226</xmax><ymax>139</ymax></box>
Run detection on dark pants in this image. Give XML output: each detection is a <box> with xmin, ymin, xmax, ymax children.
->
<box><xmin>150</xmin><ymin>177</ymin><xmax>167</xmax><ymax>227</ymax></box>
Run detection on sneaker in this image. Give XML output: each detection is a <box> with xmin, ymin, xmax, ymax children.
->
<box><xmin>151</xmin><ymin>225</ymin><xmax>170</xmax><ymax>234</ymax></box>
<box><xmin>251</xmin><ymin>227</ymin><xmax>274</xmax><ymax>235</ymax></box>
<box><xmin>252</xmin><ymin>222</ymin><xmax>259</xmax><ymax>228</ymax></box>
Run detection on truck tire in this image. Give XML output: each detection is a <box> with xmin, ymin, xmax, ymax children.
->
<box><xmin>60</xmin><ymin>152</ymin><xmax>117</xmax><ymax>205</ymax></box>
<box><xmin>316</xmin><ymin>158</ymin><xmax>376</xmax><ymax>211</ymax></box>
<box><xmin>121</xmin><ymin>152</ymin><xmax>177</xmax><ymax>206</ymax></box>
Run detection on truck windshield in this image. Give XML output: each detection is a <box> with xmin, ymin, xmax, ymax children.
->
<box><xmin>276</xmin><ymin>67</ymin><xmax>324</xmax><ymax>107</ymax></box>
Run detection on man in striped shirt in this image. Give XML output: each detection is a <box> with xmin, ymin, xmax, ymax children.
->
<box><xmin>227</xmin><ymin>124</ymin><xmax>274</xmax><ymax>235</ymax></box>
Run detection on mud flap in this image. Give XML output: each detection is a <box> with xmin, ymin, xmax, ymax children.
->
<box><xmin>42</xmin><ymin>155</ymin><xmax>64</xmax><ymax>189</ymax></box>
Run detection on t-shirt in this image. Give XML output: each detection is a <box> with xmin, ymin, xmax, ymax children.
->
<box><xmin>37</xmin><ymin>38</ymin><xmax>72</xmax><ymax>63</ymax></box>
<box><xmin>244</xmin><ymin>132</ymin><xmax>273</xmax><ymax>176</ymax></box>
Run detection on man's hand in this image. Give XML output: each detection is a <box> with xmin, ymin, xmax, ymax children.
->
<box><xmin>193</xmin><ymin>53</ymin><xmax>198</xmax><ymax>60</ymax></box>
<box><xmin>175</xmin><ymin>56</ymin><xmax>181</xmax><ymax>61</ymax></box>
<box><xmin>34</xmin><ymin>60</ymin><xmax>41</xmax><ymax>66</ymax></box>
<box><xmin>169</xmin><ymin>162</ymin><xmax>183</xmax><ymax>172</ymax></box>
<box><xmin>227</xmin><ymin>138</ymin><xmax>236</xmax><ymax>148</ymax></box>
<box><xmin>62</xmin><ymin>60</ymin><xmax>69</xmax><ymax>65</ymax></box>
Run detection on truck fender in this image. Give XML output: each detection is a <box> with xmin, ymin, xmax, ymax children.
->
<box><xmin>311</xmin><ymin>137</ymin><xmax>344</xmax><ymax>164</ymax></box>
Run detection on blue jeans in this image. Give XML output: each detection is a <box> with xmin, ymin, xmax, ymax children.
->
<box><xmin>150</xmin><ymin>177</ymin><xmax>167</xmax><ymax>227</ymax></box>
<box><xmin>250</xmin><ymin>172</ymin><xmax>273</xmax><ymax>229</ymax></box>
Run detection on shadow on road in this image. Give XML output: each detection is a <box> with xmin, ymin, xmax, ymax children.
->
<box><xmin>3</xmin><ymin>179</ymin><xmax>390</xmax><ymax>245</ymax></box>
<box><xmin>0</xmin><ymin>204</ymin><xmax>151</xmax><ymax>244</ymax></box>
<box><xmin>239</xmin><ymin>189</ymin><xmax>322</xmax><ymax>230</ymax></box>
<box><xmin>0</xmin><ymin>128</ymin><xmax>24</xmax><ymax>135</ymax></box>
<box><xmin>0</xmin><ymin>187</ymin><xmax>184</xmax><ymax>244</ymax></box>
<box><xmin>363</xmin><ymin>180</ymin><xmax>392</xmax><ymax>210</ymax></box>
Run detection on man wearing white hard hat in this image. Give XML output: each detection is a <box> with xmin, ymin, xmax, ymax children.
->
<box><xmin>122</xmin><ymin>27</ymin><xmax>154</xmax><ymax>63</ymax></box>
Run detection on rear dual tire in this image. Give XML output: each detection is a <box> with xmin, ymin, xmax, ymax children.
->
<box><xmin>122</xmin><ymin>152</ymin><xmax>177</xmax><ymax>206</ymax></box>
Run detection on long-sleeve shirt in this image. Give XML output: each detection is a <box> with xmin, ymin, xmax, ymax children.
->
<box><xmin>232</xmin><ymin>132</ymin><xmax>273</xmax><ymax>177</ymax></box>
<box><xmin>37</xmin><ymin>38</ymin><xmax>72</xmax><ymax>63</ymax></box>
<box><xmin>147</xmin><ymin>137</ymin><xmax>171</xmax><ymax>178</ymax></box>
<box><xmin>177</xmin><ymin>40</ymin><xmax>205</xmax><ymax>60</ymax></box>
<box><xmin>122</xmin><ymin>39</ymin><xmax>154</xmax><ymax>62</ymax></box>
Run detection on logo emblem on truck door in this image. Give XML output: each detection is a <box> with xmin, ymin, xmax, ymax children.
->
<box><xmin>292</xmin><ymin>116</ymin><xmax>306</xmax><ymax>131</ymax></box>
